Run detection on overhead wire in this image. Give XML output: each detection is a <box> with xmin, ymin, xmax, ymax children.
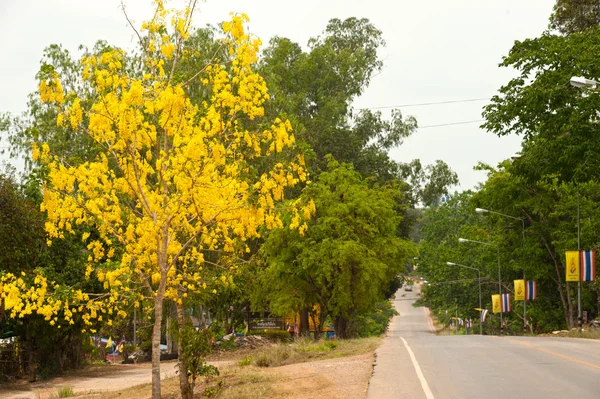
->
<box><xmin>357</xmin><ymin>97</ymin><xmax>490</xmax><ymax>110</ymax></box>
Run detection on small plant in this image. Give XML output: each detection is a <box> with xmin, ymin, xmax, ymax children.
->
<box><xmin>179</xmin><ymin>323</ymin><xmax>219</xmax><ymax>394</ymax></box>
<box><xmin>239</xmin><ymin>356</ymin><xmax>253</xmax><ymax>367</ymax></box>
<box><xmin>203</xmin><ymin>379</ymin><xmax>223</xmax><ymax>397</ymax></box>
<box><xmin>254</xmin><ymin>353</ymin><xmax>271</xmax><ymax>367</ymax></box>
<box><xmin>219</xmin><ymin>335</ymin><xmax>237</xmax><ymax>351</ymax></box>
<box><xmin>57</xmin><ymin>386</ymin><xmax>74</xmax><ymax>398</ymax></box>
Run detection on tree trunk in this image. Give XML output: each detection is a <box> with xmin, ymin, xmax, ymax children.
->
<box><xmin>151</xmin><ymin>278</ymin><xmax>167</xmax><ymax>399</ymax></box>
<box><xmin>334</xmin><ymin>316</ymin><xmax>348</xmax><ymax>339</ymax></box>
<box><xmin>176</xmin><ymin>299</ymin><xmax>193</xmax><ymax>399</ymax></box>
<box><xmin>300</xmin><ymin>309</ymin><xmax>309</xmax><ymax>336</ymax></box>
<box><xmin>26</xmin><ymin>336</ymin><xmax>36</xmax><ymax>382</ymax></box>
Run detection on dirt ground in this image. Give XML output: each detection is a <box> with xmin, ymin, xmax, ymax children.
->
<box><xmin>270</xmin><ymin>353</ymin><xmax>373</xmax><ymax>399</ymax></box>
<box><xmin>0</xmin><ymin>361</ymin><xmax>180</xmax><ymax>399</ymax></box>
<box><xmin>0</xmin><ymin>351</ymin><xmax>374</xmax><ymax>399</ymax></box>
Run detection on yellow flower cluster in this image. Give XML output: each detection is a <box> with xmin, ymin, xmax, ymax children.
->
<box><xmin>0</xmin><ymin>272</ymin><xmax>123</xmax><ymax>329</ymax></box>
<box><xmin>39</xmin><ymin>73</ymin><xmax>65</xmax><ymax>105</ymax></box>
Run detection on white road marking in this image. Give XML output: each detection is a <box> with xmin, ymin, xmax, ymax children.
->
<box><xmin>400</xmin><ymin>337</ymin><xmax>435</xmax><ymax>399</ymax></box>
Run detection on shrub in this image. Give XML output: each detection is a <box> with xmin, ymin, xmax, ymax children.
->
<box><xmin>348</xmin><ymin>301</ymin><xmax>398</xmax><ymax>337</ymax></box>
<box><xmin>57</xmin><ymin>386</ymin><xmax>74</xmax><ymax>398</ymax></box>
<box><xmin>239</xmin><ymin>356</ymin><xmax>253</xmax><ymax>367</ymax></box>
<box><xmin>247</xmin><ymin>330</ymin><xmax>291</xmax><ymax>342</ymax></box>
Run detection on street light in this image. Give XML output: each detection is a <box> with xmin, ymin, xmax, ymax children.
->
<box><xmin>476</xmin><ymin>207</ymin><xmax>528</xmax><ymax>332</ymax></box>
<box><xmin>568</xmin><ymin>75</ymin><xmax>596</xmax><ymax>332</ymax></box>
<box><xmin>458</xmin><ymin>237</ymin><xmax>503</xmax><ymax>334</ymax></box>
<box><xmin>446</xmin><ymin>262</ymin><xmax>482</xmax><ymax>335</ymax></box>
<box><xmin>570</xmin><ymin>76</ymin><xmax>599</xmax><ymax>89</ymax></box>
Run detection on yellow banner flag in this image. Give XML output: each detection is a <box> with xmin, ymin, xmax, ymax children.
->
<box><xmin>492</xmin><ymin>294</ymin><xmax>501</xmax><ymax>314</ymax></box>
<box><xmin>566</xmin><ymin>251</ymin><xmax>580</xmax><ymax>282</ymax></box>
<box><xmin>514</xmin><ymin>280</ymin><xmax>525</xmax><ymax>300</ymax></box>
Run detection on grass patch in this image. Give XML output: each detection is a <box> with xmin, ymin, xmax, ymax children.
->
<box><xmin>212</xmin><ymin>368</ymin><xmax>274</xmax><ymax>399</ymax></box>
<box><xmin>252</xmin><ymin>336</ymin><xmax>381</xmax><ymax>367</ymax></box>
<box><xmin>565</xmin><ymin>328</ymin><xmax>600</xmax><ymax>339</ymax></box>
<box><xmin>57</xmin><ymin>386</ymin><xmax>74</xmax><ymax>398</ymax></box>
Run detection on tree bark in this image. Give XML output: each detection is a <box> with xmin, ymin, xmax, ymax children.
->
<box><xmin>300</xmin><ymin>308</ymin><xmax>309</xmax><ymax>336</ymax></box>
<box><xmin>151</xmin><ymin>276</ymin><xmax>168</xmax><ymax>399</ymax></box>
<box><xmin>176</xmin><ymin>299</ymin><xmax>193</xmax><ymax>399</ymax></box>
<box><xmin>334</xmin><ymin>315</ymin><xmax>348</xmax><ymax>339</ymax></box>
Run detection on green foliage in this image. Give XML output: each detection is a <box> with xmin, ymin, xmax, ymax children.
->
<box><xmin>482</xmin><ymin>28</ymin><xmax>600</xmax><ymax>184</ymax></box>
<box><xmin>56</xmin><ymin>386</ymin><xmax>74</xmax><ymax>398</ymax></box>
<box><xmin>259</xmin><ymin>18</ymin><xmax>417</xmax><ymax>180</ymax></box>
<box><xmin>180</xmin><ymin>323</ymin><xmax>216</xmax><ymax>375</ymax></box>
<box><xmin>398</xmin><ymin>159</ymin><xmax>459</xmax><ymax>207</ymax></box>
<box><xmin>348</xmin><ymin>301</ymin><xmax>399</xmax><ymax>337</ymax></box>
<box><xmin>217</xmin><ymin>336</ymin><xmax>238</xmax><ymax>351</ymax></box>
<box><xmin>254</xmin><ymin>159</ymin><xmax>416</xmax><ymax>337</ymax></box>
<box><xmin>550</xmin><ymin>0</ymin><xmax>600</xmax><ymax>34</ymax></box>
<box><xmin>239</xmin><ymin>356</ymin><xmax>253</xmax><ymax>367</ymax></box>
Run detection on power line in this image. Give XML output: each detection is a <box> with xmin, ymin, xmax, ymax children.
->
<box><xmin>357</xmin><ymin>97</ymin><xmax>490</xmax><ymax>110</ymax></box>
<box><xmin>418</xmin><ymin>119</ymin><xmax>485</xmax><ymax>129</ymax></box>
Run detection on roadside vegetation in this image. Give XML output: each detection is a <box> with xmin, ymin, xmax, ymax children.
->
<box><xmin>416</xmin><ymin>0</ymin><xmax>600</xmax><ymax>336</ymax></box>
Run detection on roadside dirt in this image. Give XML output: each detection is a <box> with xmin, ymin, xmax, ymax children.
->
<box><xmin>271</xmin><ymin>352</ymin><xmax>373</xmax><ymax>399</ymax></box>
<box><xmin>0</xmin><ymin>359</ymin><xmax>234</xmax><ymax>399</ymax></box>
<box><xmin>0</xmin><ymin>352</ymin><xmax>374</xmax><ymax>399</ymax></box>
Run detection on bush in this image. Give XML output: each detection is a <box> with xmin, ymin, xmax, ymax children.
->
<box><xmin>254</xmin><ymin>345</ymin><xmax>292</xmax><ymax>367</ymax></box>
<box><xmin>349</xmin><ymin>301</ymin><xmax>398</xmax><ymax>337</ymax></box>
<box><xmin>239</xmin><ymin>356</ymin><xmax>252</xmax><ymax>367</ymax></box>
<box><xmin>247</xmin><ymin>330</ymin><xmax>291</xmax><ymax>342</ymax></box>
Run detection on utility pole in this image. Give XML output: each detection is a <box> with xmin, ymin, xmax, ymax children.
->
<box><xmin>578</xmin><ymin>190</ymin><xmax>582</xmax><ymax>332</ymax></box>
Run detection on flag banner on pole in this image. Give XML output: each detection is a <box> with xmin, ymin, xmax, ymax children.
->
<box><xmin>492</xmin><ymin>295</ymin><xmax>501</xmax><ymax>313</ymax></box>
<box><xmin>566</xmin><ymin>251</ymin><xmax>580</xmax><ymax>282</ymax></box>
<box><xmin>514</xmin><ymin>279</ymin><xmax>525</xmax><ymax>300</ymax></box>
<box><xmin>580</xmin><ymin>250</ymin><xmax>596</xmax><ymax>281</ymax></box>
<box><xmin>459</xmin><ymin>318</ymin><xmax>464</xmax><ymax>326</ymax></box>
<box><xmin>481</xmin><ymin>309</ymin><xmax>489</xmax><ymax>322</ymax></box>
<box><xmin>466</xmin><ymin>319</ymin><xmax>472</xmax><ymax>328</ymax></box>
<box><xmin>525</xmin><ymin>280</ymin><xmax>537</xmax><ymax>300</ymax></box>
<box><xmin>501</xmin><ymin>293</ymin><xmax>511</xmax><ymax>312</ymax></box>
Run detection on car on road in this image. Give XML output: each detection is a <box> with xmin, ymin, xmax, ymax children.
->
<box><xmin>404</xmin><ymin>284</ymin><xmax>413</xmax><ymax>291</ymax></box>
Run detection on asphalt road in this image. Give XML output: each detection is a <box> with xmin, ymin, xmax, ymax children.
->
<box><xmin>367</xmin><ymin>283</ymin><xmax>600</xmax><ymax>399</ymax></box>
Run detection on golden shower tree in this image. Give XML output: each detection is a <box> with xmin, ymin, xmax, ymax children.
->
<box><xmin>1</xmin><ymin>2</ymin><xmax>310</xmax><ymax>397</ymax></box>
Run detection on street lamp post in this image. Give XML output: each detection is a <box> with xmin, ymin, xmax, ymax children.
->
<box><xmin>476</xmin><ymin>208</ymin><xmax>528</xmax><ymax>332</ymax></box>
<box><xmin>567</xmin><ymin>75</ymin><xmax>597</xmax><ymax>332</ymax></box>
<box><xmin>446</xmin><ymin>262</ymin><xmax>482</xmax><ymax>335</ymax></box>
<box><xmin>459</xmin><ymin>238</ymin><xmax>503</xmax><ymax>334</ymax></box>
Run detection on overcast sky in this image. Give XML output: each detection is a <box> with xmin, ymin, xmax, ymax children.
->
<box><xmin>0</xmin><ymin>0</ymin><xmax>555</xmax><ymax>190</ymax></box>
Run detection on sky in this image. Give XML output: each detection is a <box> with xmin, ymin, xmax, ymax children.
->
<box><xmin>0</xmin><ymin>0</ymin><xmax>556</xmax><ymax>190</ymax></box>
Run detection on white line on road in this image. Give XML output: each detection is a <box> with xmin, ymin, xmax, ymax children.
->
<box><xmin>400</xmin><ymin>337</ymin><xmax>435</xmax><ymax>399</ymax></box>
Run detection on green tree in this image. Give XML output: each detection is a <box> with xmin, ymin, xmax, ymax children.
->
<box><xmin>482</xmin><ymin>28</ymin><xmax>600</xmax><ymax>184</ymax></box>
<box><xmin>255</xmin><ymin>158</ymin><xmax>416</xmax><ymax>339</ymax></box>
<box><xmin>550</xmin><ymin>0</ymin><xmax>600</xmax><ymax>34</ymax></box>
<box><xmin>259</xmin><ymin>18</ymin><xmax>417</xmax><ymax>180</ymax></box>
<box><xmin>399</xmin><ymin>159</ymin><xmax>459</xmax><ymax>207</ymax></box>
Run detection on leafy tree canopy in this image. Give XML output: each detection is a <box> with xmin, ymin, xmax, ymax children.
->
<box><xmin>550</xmin><ymin>0</ymin><xmax>600</xmax><ymax>34</ymax></box>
